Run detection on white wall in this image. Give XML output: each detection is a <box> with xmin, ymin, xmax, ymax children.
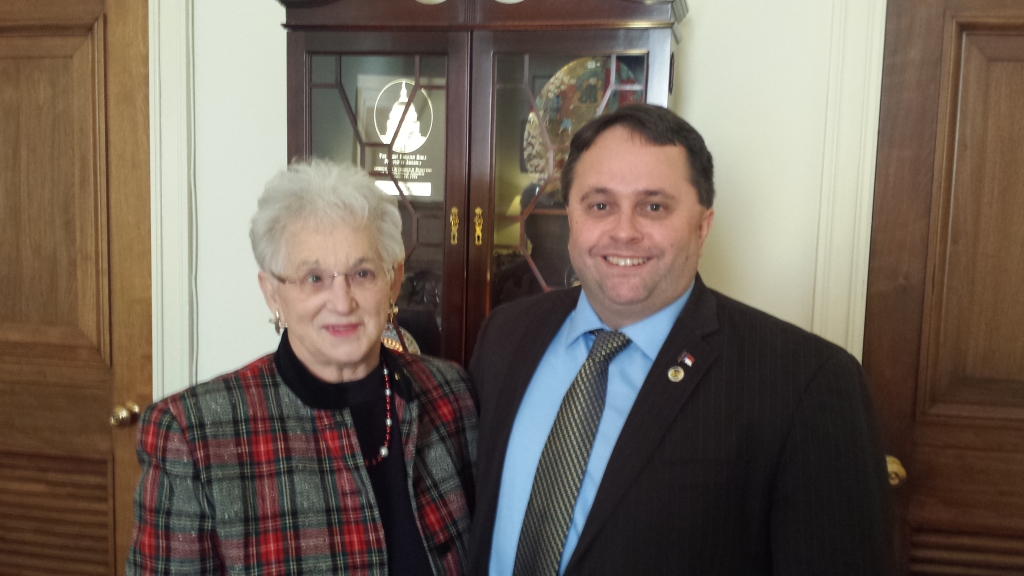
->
<box><xmin>169</xmin><ymin>0</ymin><xmax>881</xmax><ymax>390</ymax></box>
<box><xmin>193</xmin><ymin>0</ymin><xmax>287</xmax><ymax>382</ymax></box>
<box><xmin>671</xmin><ymin>1</ymin><xmax>832</xmax><ymax>329</ymax></box>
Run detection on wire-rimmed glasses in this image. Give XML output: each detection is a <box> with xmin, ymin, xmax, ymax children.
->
<box><xmin>271</xmin><ymin>260</ymin><xmax>392</xmax><ymax>296</ymax></box>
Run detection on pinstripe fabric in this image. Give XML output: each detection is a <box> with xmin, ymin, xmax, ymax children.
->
<box><xmin>513</xmin><ymin>330</ymin><xmax>631</xmax><ymax>576</ymax></box>
<box><xmin>126</xmin><ymin>351</ymin><xmax>476</xmax><ymax>576</ymax></box>
<box><xmin>468</xmin><ymin>275</ymin><xmax>891</xmax><ymax>576</ymax></box>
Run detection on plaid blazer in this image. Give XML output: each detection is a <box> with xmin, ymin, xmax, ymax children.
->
<box><xmin>127</xmin><ymin>350</ymin><xmax>477</xmax><ymax>576</ymax></box>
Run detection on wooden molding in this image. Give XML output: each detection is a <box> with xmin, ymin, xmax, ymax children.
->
<box><xmin>149</xmin><ymin>0</ymin><xmax>197</xmax><ymax>400</ymax></box>
<box><xmin>811</xmin><ymin>0</ymin><xmax>887</xmax><ymax>361</ymax></box>
<box><xmin>277</xmin><ymin>0</ymin><xmax>339</xmax><ymax>7</ymax></box>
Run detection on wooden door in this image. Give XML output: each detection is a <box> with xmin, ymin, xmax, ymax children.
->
<box><xmin>0</xmin><ymin>1</ymin><xmax>150</xmax><ymax>574</ymax></box>
<box><xmin>865</xmin><ymin>0</ymin><xmax>1024</xmax><ymax>573</ymax></box>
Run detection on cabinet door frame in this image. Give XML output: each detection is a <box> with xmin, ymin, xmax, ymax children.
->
<box><xmin>465</xmin><ymin>28</ymin><xmax>671</xmax><ymax>361</ymax></box>
<box><xmin>287</xmin><ymin>30</ymin><xmax>471</xmax><ymax>362</ymax></box>
<box><xmin>281</xmin><ymin>0</ymin><xmax>672</xmax><ymax>31</ymax></box>
<box><xmin>283</xmin><ymin>0</ymin><xmax>467</xmax><ymax>29</ymax></box>
<box><xmin>472</xmin><ymin>0</ymin><xmax>672</xmax><ymax>29</ymax></box>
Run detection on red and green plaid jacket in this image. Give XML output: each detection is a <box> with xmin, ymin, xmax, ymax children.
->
<box><xmin>127</xmin><ymin>351</ymin><xmax>477</xmax><ymax>575</ymax></box>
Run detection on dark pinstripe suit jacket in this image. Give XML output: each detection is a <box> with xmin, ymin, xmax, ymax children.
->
<box><xmin>467</xmin><ymin>275</ymin><xmax>891</xmax><ymax>576</ymax></box>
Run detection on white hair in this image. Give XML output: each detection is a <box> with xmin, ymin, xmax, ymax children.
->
<box><xmin>249</xmin><ymin>159</ymin><xmax>405</xmax><ymax>274</ymax></box>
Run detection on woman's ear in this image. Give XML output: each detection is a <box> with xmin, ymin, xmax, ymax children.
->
<box><xmin>389</xmin><ymin>262</ymin><xmax>405</xmax><ymax>301</ymax></box>
<box><xmin>258</xmin><ymin>271</ymin><xmax>281</xmax><ymax>313</ymax></box>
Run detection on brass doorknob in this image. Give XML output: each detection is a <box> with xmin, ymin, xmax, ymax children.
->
<box><xmin>886</xmin><ymin>455</ymin><xmax>906</xmax><ymax>488</ymax></box>
<box><xmin>110</xmin><ymin>402</ymin><xmax>141</xmax><ymax>428</ymax></box>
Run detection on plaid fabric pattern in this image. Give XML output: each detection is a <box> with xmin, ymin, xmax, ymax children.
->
<box><xmin>126</xmin><ymin>351</ymin><xmax>477</xmax><ymax>576</ymax></box>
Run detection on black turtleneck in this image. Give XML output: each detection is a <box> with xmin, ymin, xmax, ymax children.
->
<box><xmin>274</xmin><ymin>331</ymin><xmax>433</xmax><ymax>576</ymax></box>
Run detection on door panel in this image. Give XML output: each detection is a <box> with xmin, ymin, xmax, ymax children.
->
<box><xmin>0</xmin><ymin>453</ymin><xmax>110</xmax><ymax>574</ymax></box>
<box><xmin>0</xmin><ymin>27</ymin><xmax>108</xmax><ymax>364</ymax></box>
<box><xmin>0</xmin><ymin>0</ymin><xmax>149</xmax><ymax>574</ymax></box>
<box><xmin>921</xmin><ymin>29</ymin><xmax>1024</xmax><ymax>417</ymax></box>
<box><xmin>866</xmin><ymin>1</ymin><xmax>1024</xmax><ymax>573</ymax></box>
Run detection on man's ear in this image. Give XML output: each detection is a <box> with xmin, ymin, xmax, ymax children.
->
<box><xmin>257</xmin><ymin>271</ymin><xmax>281</xmax><ymax>313</ymax></box>
<box><xmin>389</xmin><ymin>261</ymin><xmax>405</xmax><ymax>301</ymax></box>
<box><xmin>697</xmin><ymin>208</ymin><xmax>714</xmax><ymax>255</ymax></box>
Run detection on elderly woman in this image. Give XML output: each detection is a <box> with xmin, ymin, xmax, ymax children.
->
<box><xmin>127</xmin><ymin>160</ymin><xmax>476</xmax><ymax>575</ymax></box>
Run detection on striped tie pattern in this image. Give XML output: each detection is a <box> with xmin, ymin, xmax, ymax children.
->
<box><xmin>513</xmin><ymin>329</ymin><xmax>632</xmax><ymax>576</ymax></box>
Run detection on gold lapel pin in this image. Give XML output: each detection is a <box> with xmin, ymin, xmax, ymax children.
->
<box><xmin>667</xmin><ymin>365</ymin><xmax>685</xmax><ymax>382</ymax></box>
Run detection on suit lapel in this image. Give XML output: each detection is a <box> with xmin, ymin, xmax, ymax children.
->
<box><xmin>567</xmin><ymin>277</ymin><xmax>720</xmax><ymax>572</ymax></box>
<box><xmin>478</xmin><ymin>287</ymin><xmax>581</xmax><ymax>505</ymax></box>
<box><xmin>487</xmin><ymin>293</ymin><xmax>575</xmax><ymax>454</ymax></box>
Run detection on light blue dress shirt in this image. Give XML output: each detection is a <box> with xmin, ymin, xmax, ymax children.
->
<box><xmin>489</xmin><ymin>284</ymin><xmax>694</xmax><ymax>576</ymax></box>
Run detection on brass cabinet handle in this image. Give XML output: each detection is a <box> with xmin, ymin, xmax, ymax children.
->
<box><xmin>110</xmin><ymin>402</ymin><xmax>141</xmax><ymax>428</ymax></box>
<box><xmin>450</xmin><ymin>207</ymin><xmax>460</xmax><ymax>245</ymax></box>
<box><xmin>886</xmin><ymin>455</ymin><xmax>906</xmax><ymax>488</ymax></box>
<box><xmin>474</xmin><ymin>207</ymin><xmax>484</xmax><ymax>246</ymax></box>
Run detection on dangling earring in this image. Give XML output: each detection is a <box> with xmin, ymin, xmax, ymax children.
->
<box><xmin>270</xmin><ymin>310</ymin><xmax>288</xmax><ymax>335</ymax></box>
<box><xmin>387</xmin><ymin>301</ymin><xmax>412</xmax><ymax>353</ymax></box>
<box><xmin>388</xmin><ymin>301</ymin><xmax>399</xmax><ymax>326</ymax></box>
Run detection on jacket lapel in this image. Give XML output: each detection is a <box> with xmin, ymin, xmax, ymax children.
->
<box><xmin>484</xmin><ymin>288</ymin><xmax>581</xmax><ymax>468</ymax></box>
<box><xmin>566</xmin><ymin>277</ymin><xmax>720</xmax><ymax>572</ymax></box>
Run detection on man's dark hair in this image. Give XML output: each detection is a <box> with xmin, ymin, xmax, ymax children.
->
<box><xmin>560</xmin><ymin>103</ymin><xmax>715</xmax><ymax>208</ymax></box>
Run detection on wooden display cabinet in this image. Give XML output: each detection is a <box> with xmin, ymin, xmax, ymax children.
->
<box><xmin>281</xmin><ymin>0</ymin><xmax>678</xmax><ymax>364</ymax></box>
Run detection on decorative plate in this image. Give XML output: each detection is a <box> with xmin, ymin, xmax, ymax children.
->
<box><xmin>522</xmin><ymin>56</ymin><xmax>644</xmax><ymax>200</ymax></box>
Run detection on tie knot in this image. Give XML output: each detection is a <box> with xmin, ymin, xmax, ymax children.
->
<box><xmin>590</xmin><ymin>330</ymin><xmax>631</xmax><ymax>363</ymax></box>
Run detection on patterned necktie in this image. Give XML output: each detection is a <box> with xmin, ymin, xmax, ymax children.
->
<box><xmin>513</xmin><ymin>329</ymin><xmax>632</xmax><ymax>576</ymax></box>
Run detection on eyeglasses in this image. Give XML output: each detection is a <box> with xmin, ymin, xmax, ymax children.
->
<box><xmin>272</xmin><ymin>262</ymin><xmax>391</xmax><ymax>296</ymax></box>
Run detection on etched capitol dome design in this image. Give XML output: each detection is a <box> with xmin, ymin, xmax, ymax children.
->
<box><xmin>380</xmin><ymin>81</ymin><xmax>429</xmax><ymax>153</ymax></box>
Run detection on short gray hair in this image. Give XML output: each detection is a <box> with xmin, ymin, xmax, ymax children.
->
<box><xmin>250</xmin><ymin>159</ymin><xmax>405</xmax><ymax>274</ymax></box>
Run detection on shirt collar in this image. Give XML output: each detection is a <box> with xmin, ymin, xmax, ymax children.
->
<box><xmin>564</xmin><ymin>282</ymin><xmax>695</xmax><ymax>361</ymax></box>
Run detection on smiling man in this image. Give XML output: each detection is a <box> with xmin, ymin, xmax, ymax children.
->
<box><xmin>467</xmin><ymin>104</ymin><xmax>891</xmax><ymax>576</ymax></box>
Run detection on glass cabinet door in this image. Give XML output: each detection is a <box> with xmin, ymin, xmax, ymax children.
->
<box><xmin>466</xmin><ymin>29</ymin><xmax>671</xmax><ymax>358</ymax></box>
<box><xmin>288</xmin><ymin>29</ymin><xmax>669</xmax><ymax>362</ymax></box>
<box><xmin>291</xmin><ymin>32</ymin><xmax>470</xmax><ymax>362</ymax></box>
<box><xmin>489</xmin><ymin>52</ymin><xmax>647</xmax><ymax>308</ymax></box>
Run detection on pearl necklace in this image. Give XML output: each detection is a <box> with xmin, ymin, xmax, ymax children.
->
<box><xmin>364</xmin><ymin>361</ymin><xmax>393</xmax><ymax>467</ymax></box>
